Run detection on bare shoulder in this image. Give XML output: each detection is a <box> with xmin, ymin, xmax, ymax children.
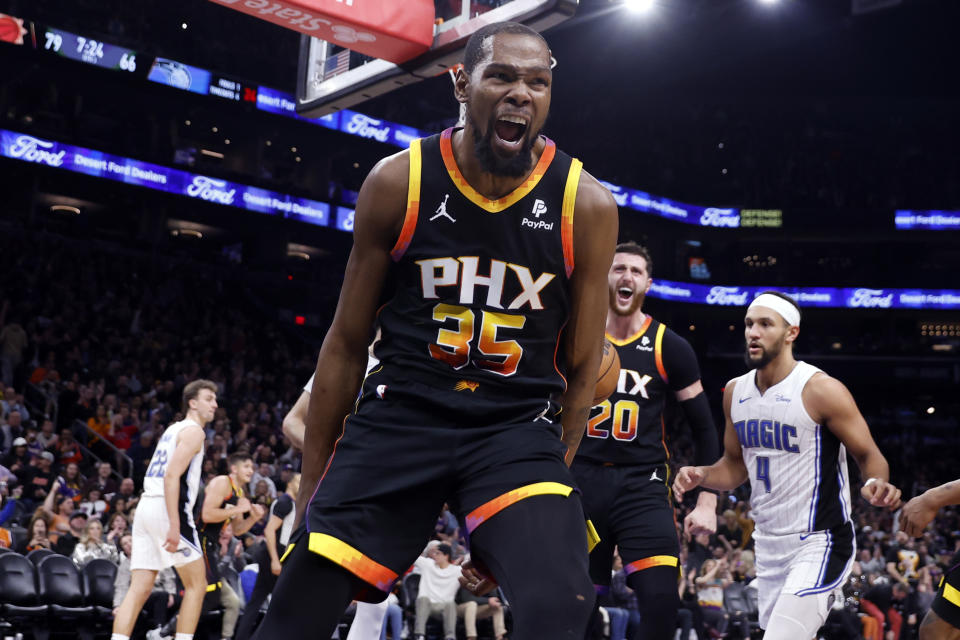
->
<box><xmin>574</xmin><ymin>169</ymin><xmax>618</xmax><ymax>220</ymax></box>
<box><xmin>355</xmin><ymin>148</ymin><xmax>411</xmax><ymax>243</ymax></box>
<box><xmin>176</xmin><ymin>423</ymin><xmax>205</xmax><ymax>447</ymax></box>
<box><xmin>802</xmin><ymin>372</ymin><xmax>855</xmax><ymax>423</ymax></box>
<box><xmin>206</xmin><ymin>475</ymin><xmax>229</xmax><ymax>495</ymax></box>
<box><xmin>803</xmin><ymin>372</ymin><xmax>850</xmax><ymax>402</ymax></box>
<box><xmin>721</xmin><ymin>378</ymin><xmax>738</xmax><ymax>410</ymax></box>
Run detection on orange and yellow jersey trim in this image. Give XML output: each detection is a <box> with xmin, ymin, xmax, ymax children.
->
<box><xmin>561</xmin><ymin>158</ymin><xmax>581</xmax><ymax>277</ymax></box>
<box><xmin>605</xmin><ymin>315</ymin><xmax>653</xmax><ymax>347</ymax></box>
<box><xmin>390</xmin><ymin>137</ymin><xmax>422</xmax><ymax>261</ymax></box>
<box><xmin>624</xmin><ymin>554</ymin><xmax>678</xmax><ymax>576</ymax></box>
<box><xmin>438</xmin><ymin>128</ymin><xmax>557</xmax><ymax>213</ymax></box>
<box><xmin>465</xmin><ymin>481</ymin><xmax>574</xmax><ymax>533</ymax></box>
<box><xmin>280</xmin><ymin>532</ymin><xmax>399</xmax><ymax>594</ymax></box>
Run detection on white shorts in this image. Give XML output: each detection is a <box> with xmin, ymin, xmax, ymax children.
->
<box><xmin>131</xmin><ymin>495</ymin><xmax>203</xmax><ymax>571</ymax></box>
<box><xmin>753</xmin><ymin>522</ymin><xmax>855</xmax><ymax>630</ymax></box>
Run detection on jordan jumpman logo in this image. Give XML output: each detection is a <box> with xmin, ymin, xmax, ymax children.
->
<box><xmin>430</xmin><ymin>194</ymin><xmax>456</xmax><ymax>222</ymax></box>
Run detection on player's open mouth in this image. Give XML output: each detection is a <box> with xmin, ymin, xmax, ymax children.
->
<box><xmin>617</xmin><ymin>287</ymin><xmax>633</xmax><ymax>305</ymax></box>
<box><xmin>494</xmin><ymin>115</ymin><xmax>528</xmax><ymax>146</ymax></box>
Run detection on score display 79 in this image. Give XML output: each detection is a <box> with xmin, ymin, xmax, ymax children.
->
<box><xmin>42</xmin><ymin>28</ymin><xmax>141</xmax><ymax>72</ymax></box>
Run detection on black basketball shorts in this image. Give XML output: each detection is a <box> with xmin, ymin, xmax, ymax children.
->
<box><xmin>572</xmin><ymin>459</ymin><xmax>680</xmax><ymax>588</ymax></box>
<box><xmin>286</xmin><ymin>369</ymin><xmax>581</xmax><ymax>601</ymax></box>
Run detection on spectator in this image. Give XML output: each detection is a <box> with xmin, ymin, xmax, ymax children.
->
<box><xmin>17</xmin><ymin>512</ymin><xmax>52</xmax><ymax>554</ymax></box>
<box><xmin>716</xmin><ymin>509</ymin><xmax>743</xmax><ymax>550</ymax></box>
<box><xmin>113</xmin><ymin>533</ymin><xmax>180</xmax><ymax>632</ymax></box>
<box><xmin>78</xmin><ymin>486</ymin><xmax>109</xmax><ymax>520</ymax></box>
<box><xmin>609</xmin><ymin>553</ymin><xmax>641</xmax><ymax>640</ymax></box>
<box><xmin>413</xmin><ymin>543</ymin><xmax>462</xmax><ymax>640</ymax></box>
<box><xmin>24</xmin><ymin>425</ymin><xmax>45</xmax><ymax>460</ymax></box>
<box><xmin>71</xmin><ymin>517</ymin><xmax>118</xmax><ymax>567</ymax></box>
<box><xmin>57</xmin><ymin>427</ymin><xmax>84</xmax><ymax>467</ymax></box>
<box><xmin>104</xmin><ymin>511</ymin><xmax>128</xmax><ymax>547</ymax></box>
<box><xmin>1</xmin><ymin>436</ymin><xmax>30</xmax><ymax>476</ymax></box>
<box><xmin>860</xmin><ymin>581</ymin><xmax>909</xmax><ymax>640</ymax></box>
<box><xmin>36</xmin><ymin>417</ymin><xmax>59</xmax><ymax>451</ymax></box>
<box><xmin>55</xmin><ymin>461</ymin><xmax>85</xmax><ymax>501</ymax></box>
<box><xmin>53</xmin><ymin>510</ymin><xmax>88</xmax><ymax>556</ymax></box>
<box><xmin>456</xmin><ymin>585</ymin><xmax>506</xmax><ymax>640</ymax></box>
<box><xmin>886</xmin><ymin>530</ymin><xmax>926</xmax><ymax>587</ymax></box>
<box><xmin>22</xmin><ymin>450</ymin><xmax>57</xmax><ymax>505</ymax></box>
<box><xmin>275</xmin><ymin>462</ymin><xmax>296</xmax><ymax>493</ymax></box>
<box><xmin>858</xmin><ymin>547</ymin><xmax>885</xmax><ymax>575</ymax></box>
<box><xmin>87</xmin><ymin>404</ymin><xmax>113</xmax><ymax>458</ymax></box>
<box><xmin>695</xmin><ymin>558</ymin><xmax>731</xmax><ymax>638</ymax></box>
<box><xmin>126</xmin><ymin>429</ymin><xmax>155</xmax><ymax>486</ymax></box>
<box><xmin>379</xmin><ymin>587</ymin><xmax>404</xmax><ymax>640</ymax></box>
<box><xmin>113</xmin><ymin>476</ymin><xmax>139</xmax><ymax>511</ymax></box>
<box><xmin>249</xmin><ymin>462</ymin><xmax>277</xmax><ymax>500</ymax></box>
<box><xmin>84</xmin><ymin>461</ymin><xmax>118</xmax><ymax>499</ymax></box>
<box><xmin>42</xmin><ymin>489</ymin><xmax>75</xmax><ymax>543</ymax></box>
<box><xmin>0</xmin><ymin>481</ymin><xmax>24</xmax><ymax>527</ymax></box>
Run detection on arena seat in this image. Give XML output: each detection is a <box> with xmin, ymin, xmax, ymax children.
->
<box><xmin>82</xmin><ymin>558</ymin><xmax>118</xmax><ymax>619</ymax></box>
<box><xmin>723</xmin><ymin>582</ymin><xmax>760</xmax><ymax>636</ymax></box>
<box><xmin>0</xmin><ymin>552</ymin><xmax>50</xmax><ymax>640</ymax></box>
<box><xmin>26</xmin><ymin>548</ymin><xmax>55</xmax><ymax>565</ymax></box>
<box><xmin>36</xmin><ymin>554</ymin><xmax>95</xmax><ymax>639</ymax></box>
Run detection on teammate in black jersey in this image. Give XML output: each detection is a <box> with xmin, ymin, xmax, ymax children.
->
<box><xmin>253</xmin><ymin>22</ymin><xmax>618</xmax><ymax>640</ymax></box>
<box><xmin>573</xmin><ymin>242</ymin><xmax>720</xmax><ymax>640</ymax></box>
<box><xmin>901</xmin><ymin>479</ymin><xmax>960</xmax><ymax>640</ymax></box>
<box><xmin>199</xmin><ymin>452</ymin><xmax>264</xmax><ymax>640</ymax></box>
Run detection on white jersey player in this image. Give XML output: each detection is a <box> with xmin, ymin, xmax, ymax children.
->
<box><xmin>673</xmin><ymin>292</ymin><xmax>900</xmax><ymax>640</ymax></box>
<box><xmin>112</xmin><ymin>380</ymin><xmax>218</xmax><ymax>640</ymax></box>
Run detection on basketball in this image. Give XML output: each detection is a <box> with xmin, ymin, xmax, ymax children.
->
<box><xmin>593</xmin><ymin>339</ymin><xmax>620</xmax><ymax>405</ymax></box>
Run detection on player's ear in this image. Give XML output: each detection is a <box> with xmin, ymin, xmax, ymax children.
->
<box><xmin>454</xmin><ymin>66</ymin><xmax>469</xmax><ymax>104</ymax></box>
<box><xmin>645</xmin><ymin>278</ymin><xmax>652</xmax><ymax>294</ymax></box>
<box><xmin>785</xmin><ymin>324</ymin><xmax>799</xmax><ymax>344</ymax></box>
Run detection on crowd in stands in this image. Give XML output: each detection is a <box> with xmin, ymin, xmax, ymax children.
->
<box><xmin>1</xmin><ymin>227</ymin><xmax>959</xmax><ymax>640</ymax></box>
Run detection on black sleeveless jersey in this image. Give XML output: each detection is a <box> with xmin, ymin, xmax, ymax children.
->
<box><xmin>578</xmin><ymin>317</ymin><xmax>681</xmax><ymax>466</ymax></box>
<box><xmin>373</xmin><ymin>128</ymin><xmax>582</xmax><ymax>401</ymax></box>
<box><xmin>200</xmin><ymin>476</ymin><xmax>243</xmax><ymax>543</ymax></box>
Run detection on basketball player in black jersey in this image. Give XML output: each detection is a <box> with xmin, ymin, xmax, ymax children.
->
<box><xmin>573</xmin><ymin>242</ymin><xmax>720</xmax><ymax>640</ymax></box>
<box><xmin>252</xmin><ymin>22</ymin><xmax>618</xmax><ymax>640</ymax></box>
<box><xmin>199</xmin><ymin>452</ymin><xmax>264</xmax><ymax>640</ymax></box>
<box><xmin>901</xmin><ymin>479</ymin><xmax>960</xmax><ymax>640</ymax></box>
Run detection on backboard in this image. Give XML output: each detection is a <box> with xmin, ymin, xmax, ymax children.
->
<box><xmin>295</xmin><ymin>0</ymin><xmax>579</xmax><ymax>118</ymax></box>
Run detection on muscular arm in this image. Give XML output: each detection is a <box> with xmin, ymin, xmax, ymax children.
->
<box><xmin>804</xmin><ymin>374</ymin><xmax>899</xmax><ymax>508</ymax></box>
<box><xmin>230</xmin><ymin>507</ymin><xmax>260</xmax><ymax>536</ymax></box>
<box><xmin>558</xmin><ymin>173</ymin><xmax>618</xmax><ymax>464</ymax></box>
<box><xmin>674</xmin><ymin>380</ymin><xmax>749</xmax><ymax>500</ymax></box>
<box><xmin>264</xmin><ymin>514</ymin><xmax>283</xmax><ymax>565</ymax></box>
<box><xmin>296</xmin><ymin>152</ymin><xmax>407</xmax><ymax>525</ymax></box>
<box><xmin>901</xmin><ymin>478</ymin><xmax>960</xmax><ymax>537</ymax></box>
<box><xmin>281</xmin><ymin>390</ymin><xmax>309</xmax><ymax>450</ymax></box>
<box><xmin>201</xmin><ymin>476</ymin><xmax>245</xmax><ymax>524</ymax></box>
<box><xmin>699</xmin><ymin>380</ymin><xmax>749</xmax><ymax>491</ymax></box>
<box><xmin>162</xmin><ymin>425</ymin><xmax>205</xmax><ymax>542</ymax></box>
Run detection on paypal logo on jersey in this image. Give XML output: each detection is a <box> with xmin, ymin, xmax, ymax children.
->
<box><xmin>734</xmin><ymin>419</ymin><xmax>799</xmax><ymax>453</ymax></box>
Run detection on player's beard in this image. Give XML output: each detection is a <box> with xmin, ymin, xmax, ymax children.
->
<box><xmin>609</xmin><ymin>287</ymin><xmax>645</xmax><ymax>317</ymax></box>
<box><xmin>744</xmin><ymin>335</ymin><xmax>785</xmax><ymax>369</ymax></box>
<box><xmin>468</xmin><ymin>111</ymin><xmax>539</xmax><ymax>177</ymax></box>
